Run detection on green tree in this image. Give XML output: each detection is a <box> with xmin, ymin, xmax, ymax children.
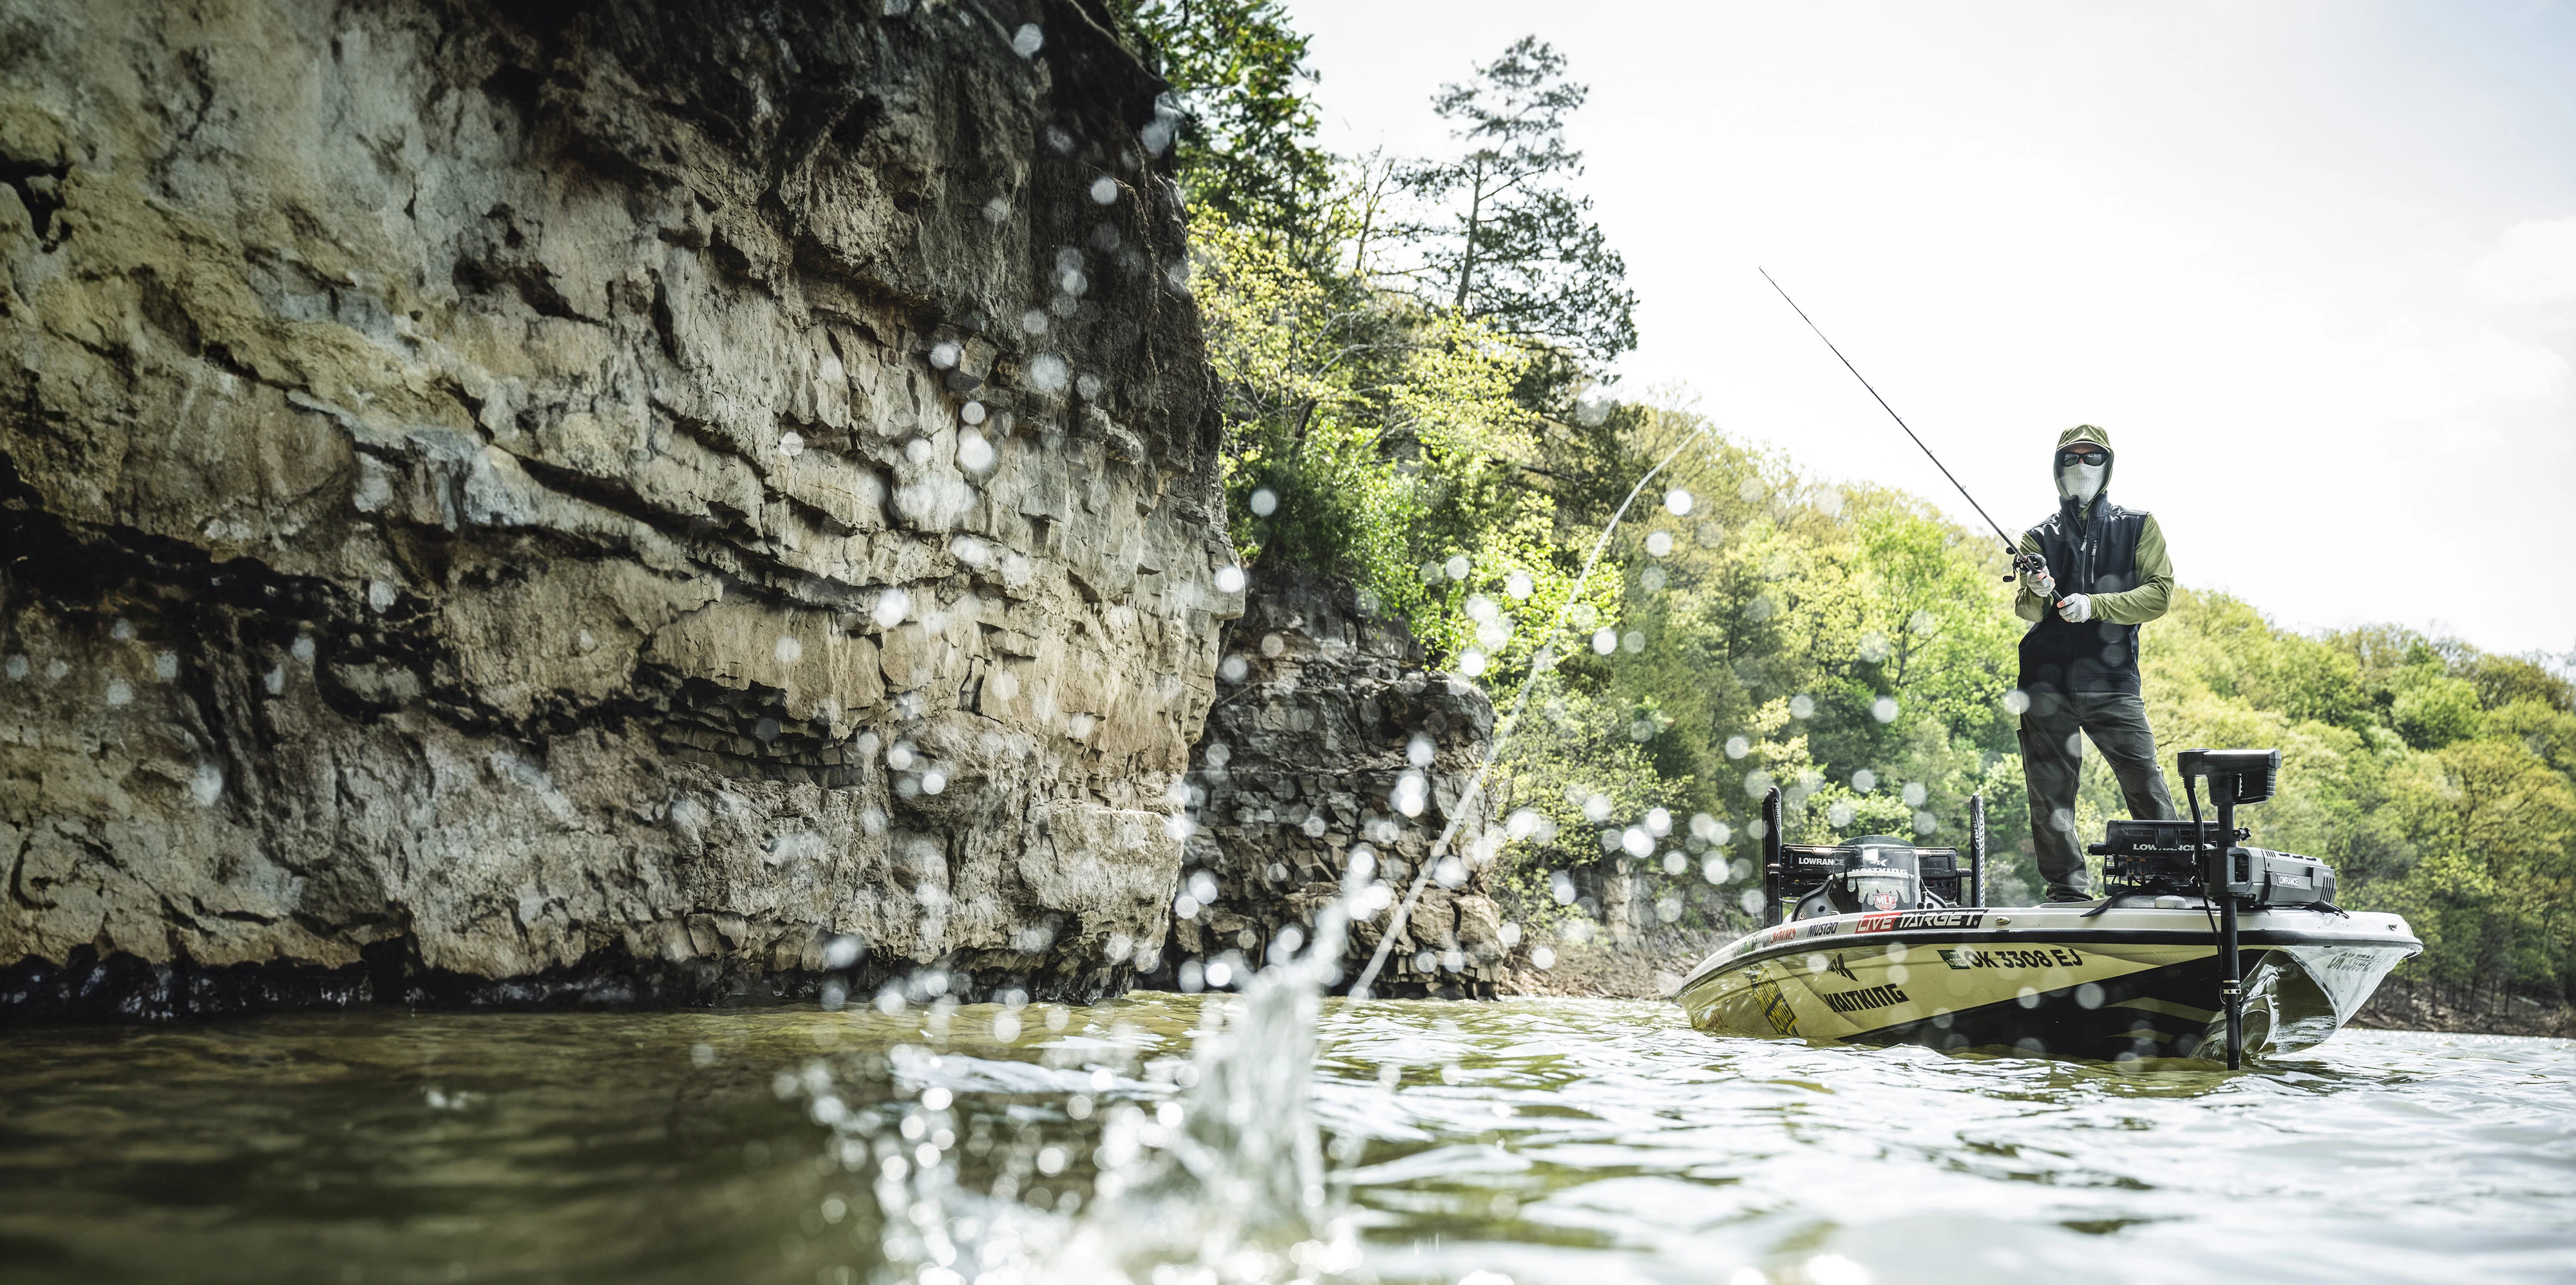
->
<box><xmin>1111</xmin><ymin>0</ymin><xmax>1334</xmax><ymax>249</ymax></box>
<box><xmin>1397</xmin><ymin>37</ymin><xmax>1638</xmax><ymax>366</ymax></box>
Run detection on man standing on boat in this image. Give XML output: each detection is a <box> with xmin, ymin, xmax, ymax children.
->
<box><xmin>2014</xmin><ymin>425</ymin><xmax>2180</xmax><ymax>903</ymax></box>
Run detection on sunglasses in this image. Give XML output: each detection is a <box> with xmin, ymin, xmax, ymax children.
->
<box><xmin>2058</xmin><ymin>448</ymin><xmax>2108</xmax><ymax>467</ymax></box>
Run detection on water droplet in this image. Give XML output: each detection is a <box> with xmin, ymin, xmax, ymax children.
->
<box><xmin>1248</xmin><ymin>487</ymin><xmax>1277</xmax><ymax>517</ymax></box>
<box><xmin>957</xmin><ymin>430</ymin><xmax>995</xmax><ymax>472</ymax></box>
<box><xmin>1591</xmin><ymin>628</ymin><xmax>1616</xmax><ymax>655</ymax></box>
<box><xmin>1019</xmin><ymin>308</ymin><xmax>1047</xmax><ymax>334</ymax></box>
<box><xmin>778</xmin><ymin>430</ymin><xmax>806</xmax><ymax>458</ymax></box>
<box><xmin>1026</xmin><ymin>353</ymin><xmax>1068</xmax><ymax>393</ymax></box>
<box><xmin>929</xmin><ymin>341</ymin><xmax>961</xmax><ymax>370</ymax></box>
<box><xmin>1664</xmin><ymin>488</ymin><xmax>1694</xmax><ymax>516</ymax></box>
<box><xmin>105</xmin><ymin>679</ymin><xmax>133</xmax><ymax>707</ymax></box>
<box><xmin>1789</xmin><ymin>693</ymin><xmax>1815</xmax><ymax>718</ymax></box>
<box><xmin>1504</xmin><ymin>570</ymin><xmax>1534</xmax><ymax>599</ymax></box>
<box><xmin>153</xmin><ymin>652</ymin><xmax>177</xmax><ymax>680</ymax></box>
<box><xmin>873</xmin><ymin>588</ymin><xmax>911</xmax><ymax>629</ymax></box>
<box><xmin>110</xmin><ymin>619</ymin><xmax>135</xmax><ymax>642</ymax></box>
<box><xmin>1444</xmin><ymin>555</ymin><xmax>1470</xmax><ymax>581</ymax></box>
<box><xmin>1010</xmin><ymin>21</ymin><xmax>1042</xmax><ymax>55</ymax></box>
<box><xmin>1872</xmin><ymin>695</ymin><xmax>1900</xmax><ymax>723</ymax></box>
<box><xmin>1075</xmin><ymin>372</ymin><xmax>1103</xmax><ymax>400</ymax></box>
<box><xmin>1852</xmin><ymin>769</ymin><xmax>1877</xmax><ymax>793</ymax></box>
<box><xmin>1088</xmin><ymin>176</ymin><xmax>1118</xmax><ymax>205</ymax></box>
<box><xmin>4</xmin><ymin>655</ymin><xmax>26</xmax><ymax>680</ymax></box>
<box><xmin>775</xmin><ymin>635</ymin><xmax>802</xmax><ymax>664</ymax></box>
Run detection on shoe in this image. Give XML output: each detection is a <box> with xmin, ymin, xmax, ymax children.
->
<box><xmin>2045</xmin><ymin>889</ymin><xmax>2096</xmax><ymax>904</ymax></box>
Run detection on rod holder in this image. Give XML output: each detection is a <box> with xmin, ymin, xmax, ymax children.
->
<box><xmin>1761</xmin><ymin>787</ymin><xmax>1785</xmax><ymax>927</ymax></box>
<box><xmin>1967</xmin><ymin>793</ymin><xmax>1986</xmax><ymax>908</ymax></box>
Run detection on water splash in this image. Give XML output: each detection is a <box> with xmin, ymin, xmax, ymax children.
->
<box><xmin>794</xmin><ymin>867</ymin><xmax>1379</xmax><ymax>1284</ymax></box>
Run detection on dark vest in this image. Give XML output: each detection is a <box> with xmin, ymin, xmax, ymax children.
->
<box><xmin>2018</xmin><ymin>499</ymin><xmax>2149</xmax><ymax>695</ymax></box>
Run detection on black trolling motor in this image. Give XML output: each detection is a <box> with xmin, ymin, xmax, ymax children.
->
<box><xmin>2178</xmin><ymin>747</ymin><xmax>2281</xmax><ymax>1070</ymax></box>
<box><xmin>1760</xmin><ymin>270</ymin><xmax>2051</xmax><ymax>590</ymax></box>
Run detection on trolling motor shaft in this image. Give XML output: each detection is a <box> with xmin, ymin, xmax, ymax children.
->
<box><xmin>2179</xmin><ymin>748</ymin><xmax>2282</xmax><ymax>1069</ymax></box>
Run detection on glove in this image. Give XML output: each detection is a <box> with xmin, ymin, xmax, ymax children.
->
<box><xmin>2057</xmin><ymin>593</ymin><xmax>2092</xmax><ymax>623</ymax></box>
<box><xmin>2024</xmin><ymin>561</ymin><xmax>2056</xmax><ymax>599</ymax></box>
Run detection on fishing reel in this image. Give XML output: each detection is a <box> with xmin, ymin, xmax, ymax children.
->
<box><xmin>2006</xmin><ymin>548</ymin><xmax>2047</xmax><ymax>585</ymax></box>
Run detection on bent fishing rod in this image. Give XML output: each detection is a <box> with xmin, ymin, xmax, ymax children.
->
<box><xmin>1758</xmin><ymin>268</ymin><xmax>2045</xmax><ymax>588</ymax></box>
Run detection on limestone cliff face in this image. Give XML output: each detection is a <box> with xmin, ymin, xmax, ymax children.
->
<box><xmin>1167</xmin><ymin>570</ymin><xmax>1507</xmax><ymax>1000</ymax></box>
<box><xmin>0</xmin><ymin>0</ymin><xmax>1234</xmax><ymax>1015</ymax></box>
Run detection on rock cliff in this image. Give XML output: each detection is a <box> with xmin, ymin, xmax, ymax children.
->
<box><xmin>0</xmin><ymin>0</ymin><xmax>1234</xmax><ymax>1017</ymax></box>
<box><xmin>1164</xmin><ymin>569</ymin><xmax>1508</xmax><ymax>1000</ymax></box>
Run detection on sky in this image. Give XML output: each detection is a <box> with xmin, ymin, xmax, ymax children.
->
<box><xmin>1283</xmin><ymin>0</ymin><xmax>2576</xmax><ymax>659</ymax></box>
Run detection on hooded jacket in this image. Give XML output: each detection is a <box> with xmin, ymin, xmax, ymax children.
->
<box><xmin>2013</xmin><ymin>425</ymin><xmax>2174</xmax><ymax>694</ymax></box>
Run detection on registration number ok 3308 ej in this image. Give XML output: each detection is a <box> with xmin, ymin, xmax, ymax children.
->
<box><xmin>1935</xmin><ymin>946</ymin><xmax>2084</xmax><ymax>970</ymax></box>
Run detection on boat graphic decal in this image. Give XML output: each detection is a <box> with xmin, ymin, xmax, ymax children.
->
<box><xmin>1823</xmin><ymin>983</ymin><xmax>1911</xmax><ymax>1014</ymax></box>
<box><xmin>1937</xmin><ymin>946</ymin><xmax>2085</xmax><ymax>970</ymax></box>
<box><xmin>1751</xmin><ymin>975</ymin><xmax>1799</xmax><ymax>1036</ymax></box>
<box><xmin>1856</xmin><ymin>909</ymin><xmax>1986</xmax><ymax>933</ymax></box>
<box><xmin>1826</xmin><ymin>954</ymin><xmax>1858</xmax><ymax>982</ymax></box>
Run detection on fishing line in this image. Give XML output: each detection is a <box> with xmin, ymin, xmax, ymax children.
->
<box><xmin>1349</xmin><ymin>419</ymin><xmax>1718</xmax><ymax>999</ymax></box>
<box><xmin>1758</xmin><ymin>268</ymin><xmax>2034</xmax><ymax>573</ymax></box>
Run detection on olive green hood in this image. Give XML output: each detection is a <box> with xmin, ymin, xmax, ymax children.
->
<box><xmin>2054</xmin><ymin>424</ymin><xmax>2114</xmax><ymax>511</ymax></box>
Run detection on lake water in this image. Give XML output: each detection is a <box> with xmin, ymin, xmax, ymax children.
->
<box><xmin>3</xmin><ymin>995</ymin><xmax>2570</xmax><ymax>1284</ymax></box>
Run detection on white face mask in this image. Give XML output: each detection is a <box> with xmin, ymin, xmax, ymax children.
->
<box><xmin>2057</xmin><ymin>460</ymin><xmax>2105</xmax><ymax>503</ymax></box>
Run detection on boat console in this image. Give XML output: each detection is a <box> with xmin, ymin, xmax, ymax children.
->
<box><xmin>1781</xmin><ymin>836</ymin><xmax>1967</xmax><ymax>920</ymax></box>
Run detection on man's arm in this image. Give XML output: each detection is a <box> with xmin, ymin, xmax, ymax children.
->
<box><xmin>2014</xmin><ymin>532</ymin><xmax>2049</xmax><ymax>623</ymax></box>
<box><xmin>2086</xmin><ymin>514</ymin><xmax>2173</xmax><ymax>624</ymax></box>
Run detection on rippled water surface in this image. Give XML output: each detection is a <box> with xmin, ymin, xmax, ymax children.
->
<box><xmin>3</xmin><ymin>998</ymin><xmax>2570</xmax><ymax>1284</ymax></box>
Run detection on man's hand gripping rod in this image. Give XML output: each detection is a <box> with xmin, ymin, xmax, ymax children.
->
<box><xmin>1759</xmin><ymin>269</ymin><xmax>2048</xmax><ymax>590</ymax></box>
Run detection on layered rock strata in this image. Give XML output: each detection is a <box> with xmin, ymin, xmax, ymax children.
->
<box><xmin>1164</xmin><ymin>570</ymin><xmax>1507</xmax><ymax>1000</ymax></box>
<box><xmin>0</xmin><ymin>0</ymin><xmax>1231</xmax><ymax>1017</ymax></box>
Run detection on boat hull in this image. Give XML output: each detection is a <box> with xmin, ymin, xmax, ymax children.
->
<box><xmin>1673</xmin><ymin>905</ymin><xmax>2421</xmax><ymax>1063</ymax></box>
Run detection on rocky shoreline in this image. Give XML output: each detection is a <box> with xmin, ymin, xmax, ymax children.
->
<box><xmin>2</xmin><ymin>0</ymin><xmax>1233</xmax><ymax>1018</ymax></box>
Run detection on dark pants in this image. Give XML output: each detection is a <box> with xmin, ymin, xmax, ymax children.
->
<box><xmin>2019</xmin><ymin>690</ymin><xmax>2177</xmax><ymax>900</ymax></box>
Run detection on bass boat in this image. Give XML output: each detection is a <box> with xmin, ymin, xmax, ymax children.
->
<box><xmin>1675</xmin><ymin>749</ymin><xmax>2421</xmax><ymax>1065</ymax></box>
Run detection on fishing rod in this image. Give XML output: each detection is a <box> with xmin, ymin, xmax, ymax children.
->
<box><xmin>1759</xmin><ymin>268</ymin><xmax>2045</xmax><ymax>586</ymax></box>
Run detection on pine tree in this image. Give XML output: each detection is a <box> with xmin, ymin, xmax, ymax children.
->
<box><xmin>1399</xmin><ymin>37</ymin><xmax>1639</xmax><ymax>365</ymax></box>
